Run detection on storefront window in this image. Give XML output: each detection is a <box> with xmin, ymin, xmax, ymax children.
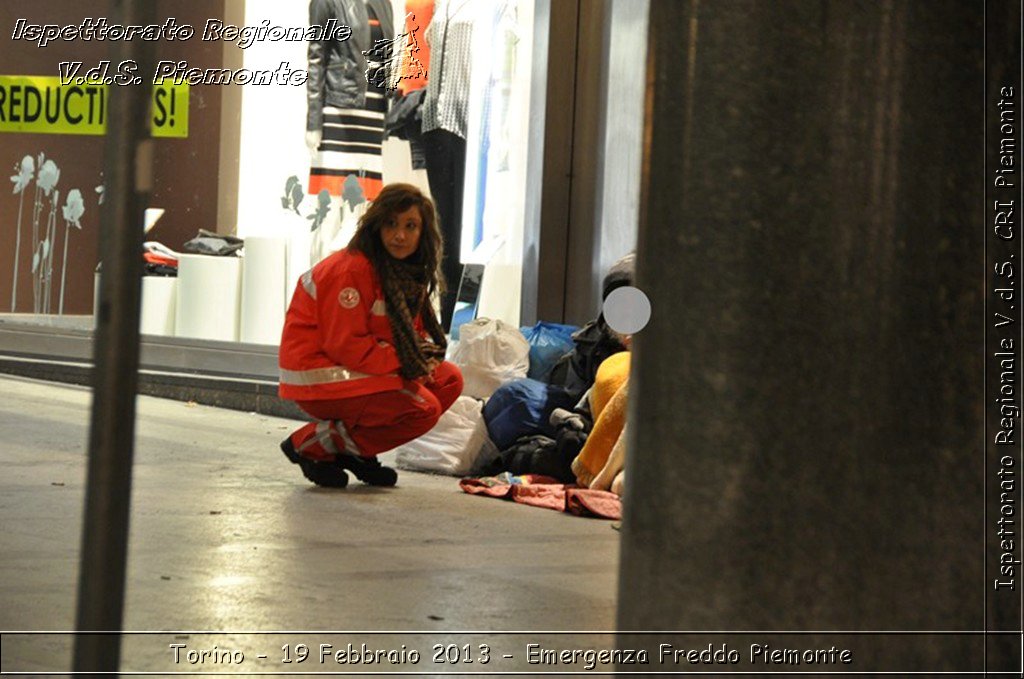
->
<box><xmin>0</xmin><ymin>0</ymin><xmax>535</xmax><ymax>346</ymax></box>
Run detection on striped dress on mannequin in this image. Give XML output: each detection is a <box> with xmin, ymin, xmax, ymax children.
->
<box><xmin>308</xmin><ymin>5</ymin><xmax>387</xmax><ymax>201</ymax></box>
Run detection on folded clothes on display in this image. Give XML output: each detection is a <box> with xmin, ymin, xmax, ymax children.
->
<box><xmin>143</xmin><ymin>241</ymin><xmax>180</xmax><ymax>275</ymax></box>
<box><xmin>182</xmin><ymin>228</ymin><xmax>244</xmax><ymax>256</ymax></box>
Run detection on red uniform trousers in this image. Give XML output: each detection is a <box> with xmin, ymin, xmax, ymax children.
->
<box><xmin>288</xmin><ymin>361</ymin><xmax>464</xmax><ymax>461</ymax></box>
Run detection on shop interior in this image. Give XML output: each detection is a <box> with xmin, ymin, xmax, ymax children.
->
<box><xmin>0</xmin><ymin>0</ymin><xmax>643</xmax><ymax>410</ymax></box>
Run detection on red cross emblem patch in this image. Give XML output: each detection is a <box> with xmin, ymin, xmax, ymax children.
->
<box><xmin>338</xmin><ymin>287</ymin><xmax>360</xmax><ymax>309</ymax></box>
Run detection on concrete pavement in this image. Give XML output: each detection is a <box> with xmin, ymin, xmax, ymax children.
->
<box><xmin>0</xmin><ymin>374</ymin><xmax>620</xmax><ymax>674</ymax></box>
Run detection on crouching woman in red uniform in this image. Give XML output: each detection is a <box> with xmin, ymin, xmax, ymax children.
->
<box><xmin>278</xmin><ymin>183</ymin><xmax>463</xmax><ymax>487</ymax></box>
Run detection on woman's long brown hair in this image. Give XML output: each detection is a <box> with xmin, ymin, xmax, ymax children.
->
<box><xmin>347</xmin><ymin>182</ymin><xmax>445</xmax><ymax>295</ymax></box>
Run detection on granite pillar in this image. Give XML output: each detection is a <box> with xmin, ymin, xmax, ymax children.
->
<box><xmin>619</xmin><ymin>0</ymin><xmax>1016</xmax><ymax>672</ymax></box>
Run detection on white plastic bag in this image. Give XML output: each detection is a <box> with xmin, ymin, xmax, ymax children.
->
<box><xmin>394</xmin><ymin>396</ymin><xmax>490</xmax><ymax>475</ymax></box>
<box><xmin>449</xmin><ymin>318</ymin><xmax>530</xmax><ymax>399</ymax></box>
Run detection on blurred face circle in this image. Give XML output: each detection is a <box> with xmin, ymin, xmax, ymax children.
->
<box><xmin>381</xmin><ymin>205</ymin><xmax>423</xmax><ymax>260</ymax></box>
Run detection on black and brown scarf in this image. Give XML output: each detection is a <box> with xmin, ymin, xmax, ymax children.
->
<box><xmin>380</xmin><ymin>256</ymin><xmax>448</xmax><ymax>379</ymax></box>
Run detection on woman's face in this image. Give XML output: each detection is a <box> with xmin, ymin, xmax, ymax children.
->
<box><xmin>381</xmin><ymin>205</ymin><xmax>423</xmax><ymax>260</ymax></box>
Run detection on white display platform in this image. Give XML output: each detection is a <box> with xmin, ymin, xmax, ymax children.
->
<box><xmin>240</xmin><ymin>237</ymin><xmax>287</xmax><ymax>345</ymax></box>
<box><xmin>286</xmin><ymin>227</ymin><xmax>313</xmax><ymax>298</ymax></box>
<box><xmin>175</xmin><ymin>254</ymin><xmax>241</xmax><ymax>342</ymax></box>
<box><xmin>93</xmin><ymin>273</ymin><xmax>177</xmax><ymax>337</ymax></box>
<box><xmin>139</xmin><ymin>277</ymin><xmax>177</xmax><ymax>337</ymax></box>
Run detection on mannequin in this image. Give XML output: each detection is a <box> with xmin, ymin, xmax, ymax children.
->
<box><xmin>421</xmin><ymin>0</ymin><xmax>474</xmax><ymax>328</ymax></box>
<box><xmin>306</xmin><ymin>0</ymin><xmax>395</xmax><ymax>259</ymax></box>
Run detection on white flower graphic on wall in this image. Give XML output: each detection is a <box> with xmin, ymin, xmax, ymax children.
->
<box><xmin>11</xmin><ymin>155</ymin><xmax>33</xmax><ymax>193</ymax></box>
<box><xmin>63</xmin><ymin>188</ymin><xmax>84</xmax><ymax>227</ymax></box>
<box><xmin>58</xmin><ymin>188</ymin><xmax>85</xmax><ymax>315</ymax></box>
<box><xmin>9</xmin><ymin>155</ymin><xmax>35</xmax><ymax>311</ymax></box>
<box><xmin>32</xmin><ymin>158</ymin><xmax>62</xmax><ymax>313</ymax></box>
<box><xmin>281</xmin><ymin>175</ymin><xmax>304</xmax><ymax>214</ymax></box>
<box><xmin>37</xmin><ymin>159</ymin><xmax>59</xmax><ymax>194</ymax></box>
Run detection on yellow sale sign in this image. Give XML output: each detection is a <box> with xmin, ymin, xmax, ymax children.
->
<box><xmin>0</xmin><ymin>76</ymin><xmax>189</xmax><ymax>137</ymax></box>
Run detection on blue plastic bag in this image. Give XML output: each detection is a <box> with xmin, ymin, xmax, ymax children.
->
<box><xmin>520</xmin><ymin>321</ymin><xmax>578</xmax><ymax>381</ymax></box>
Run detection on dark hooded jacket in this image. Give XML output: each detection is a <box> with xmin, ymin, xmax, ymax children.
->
<box><xmin>547</xmin><ymin>252</ymin><xmax>636</xmax><ymax>402</ymax></box>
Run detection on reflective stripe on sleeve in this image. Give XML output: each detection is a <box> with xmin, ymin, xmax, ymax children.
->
<box><xmin>301</xmin><ymin>269</ymin><xmax>317</xmax><ymax>300</ymax></box>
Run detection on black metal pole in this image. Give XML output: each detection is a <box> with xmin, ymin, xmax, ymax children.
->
<box><xmin>72</xmin><ymin>0</ymin><xmax>155</xmax><ymax>673</ymax></box>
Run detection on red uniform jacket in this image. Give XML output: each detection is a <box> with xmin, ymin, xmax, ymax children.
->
<box><xmin>278</xmin><ymin>249</ymin><xmax>424</xmax><ymax>401</ymax></box>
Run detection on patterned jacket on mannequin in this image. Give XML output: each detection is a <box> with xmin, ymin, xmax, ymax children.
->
<box><xmin>306</xmin><ymin>0</ymin><xmax>395</xmax><ymax>134</ymax></box>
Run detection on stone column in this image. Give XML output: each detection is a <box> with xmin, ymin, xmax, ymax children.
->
<box><xmin>619</xmin><ymin>0</ymin><xmax>1015</xmax><ymax>671</ymax></box>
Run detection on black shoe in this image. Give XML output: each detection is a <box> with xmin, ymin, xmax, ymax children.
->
<box><xmin>335</xmin><ymin>452</ymin><xmax>398</xmax><ymax>487</ymax></box>
<box><xmin>280</xmin><ymin>438</ymin><xmax>349</xmax><ymax>488</ymax></box>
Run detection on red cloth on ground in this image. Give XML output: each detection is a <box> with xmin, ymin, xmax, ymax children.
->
<box><xmin>459</xmin><ymin>473</ymin><xmax>622</xmax><ymax>520</ymax></box>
